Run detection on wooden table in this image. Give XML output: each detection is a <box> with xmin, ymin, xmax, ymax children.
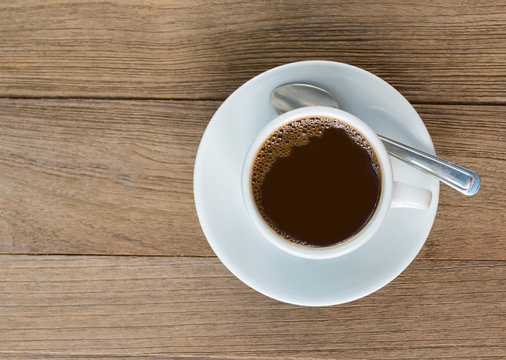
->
<box><xmin>1</xmin><ymin>1</ymin><xmax>504</xmax><ymax>359</ymax></box>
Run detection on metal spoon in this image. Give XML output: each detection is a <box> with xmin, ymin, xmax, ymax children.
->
<box><xmin>271</xmin><ymin>83</ymin><xmax>480</xmax><ymax>195</ymax></box>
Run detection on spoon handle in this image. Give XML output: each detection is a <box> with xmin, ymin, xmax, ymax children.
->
<box><xmin>379</xmin><ymin>135</ymin><xmax>480</xmax><ymax>195</ymax></box>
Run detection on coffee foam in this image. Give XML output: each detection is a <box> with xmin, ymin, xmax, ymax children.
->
<box><xmin>251</xmin><ymin>116</ymin><xmax>381</xmax><ymax>245</ymax></box>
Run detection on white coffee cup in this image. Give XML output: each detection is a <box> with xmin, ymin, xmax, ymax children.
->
<box><xmin>242</xmin><ymin>106</ymin><xmax>432</xmax><ymax>260</ymax></box>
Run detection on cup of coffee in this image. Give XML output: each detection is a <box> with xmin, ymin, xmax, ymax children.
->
<box><xmin>242</xmin><ymin>106</ymin><xmax>432</xmax><ymax>259</ymax></box>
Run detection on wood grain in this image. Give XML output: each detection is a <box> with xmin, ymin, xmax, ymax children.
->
<box><xmin>1</xmin><ymin>0</ymin><xmax>506</xmax><ymax>103</ymax></box>
<box><xmin>0</xmin><ymin>99</ymin><xmax>504</xmax><ymax>259</ymax></box>
<box><xmin>0</xmin><ymin>99</ymin><xmax>214</xmax><ymax>256</ymax></box>
<box><xmin>415</xmin><ymin>104</ymin><xmax>506</xmax><ymax>260</ymax></box>
<box><xmin>0</xmin><ymin>255</ymin><xmax>504</xmax><ymax>359</ymax></box>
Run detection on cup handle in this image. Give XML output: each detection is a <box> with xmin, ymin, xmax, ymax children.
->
<box><xmin>391</xmin><ymin>181</ymin><xmax>432</xmax><ymax>209</ymax></box>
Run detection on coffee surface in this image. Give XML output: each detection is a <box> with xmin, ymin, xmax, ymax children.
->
<box><xmin>252</xmin><ymin>116</ymin><xmax>381</xmax><ymax>247</ymax></box>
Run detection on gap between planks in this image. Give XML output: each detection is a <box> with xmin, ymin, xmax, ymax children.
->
<box><xmin>0</xmin><ymin>253</ymin><xmax>503</xmax><ymax>262</ymax></box>
<box><xmin>0</xmin><ymin>95</ymin><xmax>506</xmax><ymax>107</ymax></box>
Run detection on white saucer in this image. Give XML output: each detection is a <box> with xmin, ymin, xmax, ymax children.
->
<box><xmin>194</xmin><ymin>61</ymin><xmax>439</xmax><ymax>306</ymax></box>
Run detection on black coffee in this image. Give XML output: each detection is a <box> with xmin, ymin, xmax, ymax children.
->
<box><xmin>251</xmin><ymin>116</ymin><xmax>381</xmax><ymax>247</ymax></box>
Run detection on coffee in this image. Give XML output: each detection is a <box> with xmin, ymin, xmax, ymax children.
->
<box><xmin>251</xmin><ymin>116</ymin><xmax>381</xmax><ymax>247</ymax></box>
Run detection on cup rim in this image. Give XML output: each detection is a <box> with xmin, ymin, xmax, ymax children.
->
<box><xmin>242</xmin><ymin>106</ymin><xmax>393</xmax><ymax>259</ymax></box>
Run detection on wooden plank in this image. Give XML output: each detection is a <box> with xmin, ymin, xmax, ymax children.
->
<box><xmin>0</xmin><ymin>99</ymin><xmax>504</xmax><ymax>259</ymax></box>
<box><xmin>415</xmin><ymin>104</ymin><xmax>506</xmax><ymax>260</ymax></box>
<box><xmin>0</xmin><ymin>0</ymin><xmax>505</xmax><ymax>103</ymax></box>
<box><xmin>0</xmin><ymin>99</ymin><xmax>214</xmax><ymax>256</ymax></box>
<box><xmin>0</xmin><ymin>255</ymin><xmax>504</xmax><ymax>359</ymax></box>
